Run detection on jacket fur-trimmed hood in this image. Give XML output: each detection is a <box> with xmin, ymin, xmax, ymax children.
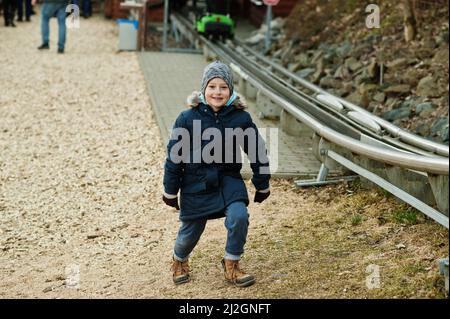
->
<box><xmin>186</xmin><ymin>91</ymin><xmax>247</xmax><ymax>109</ymax></box>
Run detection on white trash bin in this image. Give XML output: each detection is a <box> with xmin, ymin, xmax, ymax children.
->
<box><xmin>117</xmin><ymin>19</ymin><xmax>138</xmax><ymax>51</ymax></box>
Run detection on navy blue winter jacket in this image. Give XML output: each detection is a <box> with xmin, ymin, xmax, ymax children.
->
<box><xmin>163</xmin><ymin>92</ymin><xmax>271</xmax><ymax>221</ymax></box>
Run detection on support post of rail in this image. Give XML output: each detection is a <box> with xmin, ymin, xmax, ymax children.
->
<box><xmin>280</xmin><ymin>109</ymin><xmax>314</xmax><ymax>137</ymax></box>
<box><xmin>296</xmin><ymin>136</ymin><xmax>357</xmax><ymax>187</ymax></box>
<box><xmin>245</xmin><ymin>82</ymin><xmax>258</xmax><ymax>101</ymax></box>
<box><xmin>383</xmin><ymin>166</ymin><xmax>436</xmax><ymax>206</ymax></box>
<box><xmin>264</xmin><ymin>4</ymin><xmax>272</xmax><ymax>53</ymax></box>
<box><xmin>162</xmin><ymin>0</ymin><xmax>169</xmax><ymax>51</ymax></box>
<box><xmin>316</xmin><ymin>163</ymin><xmax>329</xmax><ymax>182</ymax></box>
<box><xmin>428</xmin><ymin>174</ymin><xmax>449</xmax><ymax>216</ymax></box>
<box><xmin>352</xmin><ymin>156</ymin><xmax>388</xmax><ymax>189</ymax></box>
<box><xmin>256</xmin><ymin>90</ymin><xmax>281</xmax><ymax>120</ymax></box>
<box><xmin>237</xmin><ymin>77</ymin><xmax>247</xmax><ymax>97</ymax></box>
<box><xmin>438</xmin><ymin>258</ymin><xmax>449</xmax><ymax>295</ymax></box>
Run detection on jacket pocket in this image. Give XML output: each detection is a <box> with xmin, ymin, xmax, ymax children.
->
<box><xmin>181</xmin><ymin>181</ymin><xmax>207</xmax><ymax>194</ymax></box>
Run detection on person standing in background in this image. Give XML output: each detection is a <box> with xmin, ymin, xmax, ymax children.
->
<box><xmin>17</xmin><ymin>0</ymin><xmax>32</xmax><ymax>21</ymax></box>
<box><xmin>81</xmin><ymin>0</ymin><xmax>90</xmax><ymax>18</ymax></box>
<box><xmin>70</xmin><ymin>0</ymin><xmax>90</xmax><ymax>18</ymax></box>
<box><xmin>3</xmin><ymin>0</ymin><xmax>17</xmax><ymax>27</ymax></box>
<box><xmin>33</xmin><ymin>0</ymin><xmax>67</xmax><ymax>53</ymax></box>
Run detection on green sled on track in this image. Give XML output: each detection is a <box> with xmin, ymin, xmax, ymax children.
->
<box><xmin>196</xmin><ymin>14</ymin><xmax>236</xmax><ymax>39</ymax></box>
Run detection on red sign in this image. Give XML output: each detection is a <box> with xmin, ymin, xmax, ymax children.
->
<box><xmin>263</xmin><ymin>0</ymin><xmax>280</xmax><ymax>5</ymax></box>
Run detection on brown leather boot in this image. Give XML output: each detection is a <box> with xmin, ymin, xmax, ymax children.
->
<box><xmin>171</xmin><ymin>258</ymin><xmax>190</xmax><ymax>285</ymax></box>
<box><xmin>221</xmin><ymin>259</ymin><xmax>255</xmax><ymax>287</ymax></box>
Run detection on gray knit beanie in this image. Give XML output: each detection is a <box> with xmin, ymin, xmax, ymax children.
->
<box><xmin>201</xmin><ymin>61</ymin><xmax>234</xmax><ymax>96</ymax></box>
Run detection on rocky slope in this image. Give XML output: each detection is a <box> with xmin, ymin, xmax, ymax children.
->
<box><xmin>245</xmin><ymin>0</ymin><xmax>449</xmax><ymax>144</ymax></box>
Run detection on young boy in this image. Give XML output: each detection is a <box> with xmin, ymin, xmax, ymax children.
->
<box><xmin>162</xmin><ymin>61</ymin><xmax>271</xmax><ymax>287</ymax></box>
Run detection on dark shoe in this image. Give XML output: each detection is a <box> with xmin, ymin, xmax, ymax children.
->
<box><xmin>222</xmin><ymin>259</ymin><xmax>255</xmax><ymax>287</ymax></box>
<box><xmin>10</xmin><ymin>22</ymin><xmax>16</xmax><ymax>27</ymax></box>
<box><xmin>17</xmin><ymin>18</ymin><xmax>23</xmax><ymax>22</ymax></box>
<box><xmin>26</xmin><ymin>17</ymin><xmax>31</xmax><ymax>22</ymax></box>
<box><xmin>38</xmin><ymin>44</ymin><xmax>49</xmax><ymax>50</ymax></box>
<box><xmin>57</xmin><ymin>48</ymin><xmax>64</xmax><ymax>54</ymax></box>
<box><xmin>171</xmin><ymin>258</ymin><xmax>190</xmax><ymax>285</ymax></box>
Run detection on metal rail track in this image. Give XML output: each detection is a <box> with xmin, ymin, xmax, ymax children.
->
<box><xmin>233</xmin><ymin>38</ymin><xmax>449</xmax><ymax>157</ymax></box>
<box><xmin>174</xmin><ymin>12</ymin><xmax>448</xmax><ymax>159</ymax></box>
<box><xmin>168</xmin><ymin>11</ymin><xmax>449</xmax><ymax>228</ymax></box>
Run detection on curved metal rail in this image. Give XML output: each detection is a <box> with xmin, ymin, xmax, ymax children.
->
<box><xmin>167</xmin><ymin>11</ymin><xmax>449</xmax><ymax>228</ymax></box>
<box><xmin>171</xmin><ymin>12</ymin><xmax>449</xmax><ymax>175</ymax></box>
<box><xmin>234</xmin><ymin>39</ymin><xmax>449</xmax><ymax>157</ymax></box>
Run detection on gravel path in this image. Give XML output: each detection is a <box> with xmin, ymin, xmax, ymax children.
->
<box><xmin>0</xmin><ymin>12</ymin><xmax>275</xmax><ymax>299</ymax></box>
<box><xmin>0</xmin><ymin>13</ymin><xmax>174</xmax><ymax>298</ymax></box>
<box><xmin>0</xmin><ymin>12</ymin><xmax>447</xmax><ymax>299</ymax></box>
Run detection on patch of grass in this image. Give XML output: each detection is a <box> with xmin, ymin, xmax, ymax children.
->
<box><xmin>391</xmin><ymin>208</ymin><xmax>420</xmax><ymax>225</ymax></box>
<box><xmin>404</xmin><ymin>263</ymin><xmax>427</xmax><ymax>275</ymax></box>
<box><xmin>348</xmin><ymin>179</ymin><xmax>362</xmax><ymax>192</ymax></box>
<box><xmin>378</xmin><ymin>187</ymin><xmax>393</xmax><ymax>198</ymax></box>
<box><xmin>351</xmin><ymin>214</ymin><xmax>363</xmax><ymax>226</ymax></box>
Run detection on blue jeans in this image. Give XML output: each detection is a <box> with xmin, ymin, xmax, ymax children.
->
<box><xmin>41</xmin><ymin>3</ymin><xmax>67</xmax><ymax>50</ymax></box>
<box><xmin>173</xmin><ymin>201</ymin><xmax>249</xmax><ymax>261</ymax></box>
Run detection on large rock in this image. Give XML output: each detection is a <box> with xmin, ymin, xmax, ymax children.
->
<box><xmin>352</xmin><ymin>42</ymin><xmax>372</xmax><ymax>58</ymax></box>
<box><xmin>419</xmin><ymin>108</ymin><xmax>435</xmax><ymax>119</ymax></box>
<box><xmin>346</xmin><ymin>91</ymin><xmax>370</xmax><ymax>108</ymax></box>
<box><xmin>435</xmin><ymin>30</ymin><xmax>449</xmax><ymax>46</ymax></box>
<box><xmin>402</xmin><ymin>68</ymin><xmax>420</xmax><ymax>87</ymax></box>
<box><xmin>431</xmin><ymin>117</ymin><xmax>449</xmax><ymax>136</ymax></box>
<box><xmin>382</xmin><ymin>108</ymin><xmax>411</xmax><ymax>121</ymax></box>
<box><xmin>373</xmin><ymin>92</ymin><xmax>386</xmax><ymax>103</ymax></box>
<box><xmin>417</xmin><ymin>75</ymin><xmax>440</xmax><ymax>97</ymax></box>
<box><xmin>318</xmin><ymin>43</ymin><xmax>338</xmax><ymax>62</ymax></box>
<box><xmin>386</xmin><ymin>58</ymin><xmax>409</xmax><ymax>70</ymax></box>
<box><xmin>383</xmin><ymin>84</ymin><xmax>411</xmax><ymax>94</ymax></box>
<box><xmin>442</xmin><ymin>127</ymin><xmax>449</xmax><ymax>143</ymax></box>
<box><xmin>432</xmin><ymin>46</ymin><xmax>449</xmax><ymax>65</ymax></box>
<box><xmin>415</xmin><ymin>48</ymin><xmax>435</xmax><ymax>60</ymax></box>
<box><xmin>336</xmin><ymin>41</ymin><xmax>352</xmax><ymax>58</ymax></box>
<box><xmin>384</xmin><ymin>97</ymin><xmax>399</xmax><ymax>110</ymax></box>
<box><xmin>345</xmin><ymin>57</ymin><xmax>363</xmax><ymax>72</ymax></box>
<box><xmin>296</xmin><ymin>68</ymin><xmax>315</xmax><ymax>79</ymax></box>
<box><xmin>319</xmin><ymin>76</ymin><xmax>342</xmax><ymax>89</ymax></box>
<box><xmin>294</xmin><ymin>53</ymin><xmax>310</xmax><ymax>68</ymax></box>
<box><xmin>358</xmin><ymin>83</ymin><xmax>378</xmax><ymax>96</ymax></box>
<box><xmin>415</xmin><ymin>123</ymin><xmax>431</xmax><ymax>137</ymax></box>
<box><xmin>415</xmin><ymin>102</ymin><xmax>437</xmax><ymax>116</ymax></box>
<box><xmin>334</xmin><ymin>65</ymin><xmax>351</xmax><ymax>80</ymax></box>
<box><xmin>338</xmin><ymin>82</ymin><xmax>354</xmax><ymax>96</ymax></box>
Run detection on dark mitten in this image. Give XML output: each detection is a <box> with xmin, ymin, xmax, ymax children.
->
<box><xmin>254</xmin><ymin>190</ymin><xmax>270</xmax><ymax>203</ymax></box>
<box><xmin>163</xmin><ymin>195</ymin><xmax>180</xmax><ymax>210</ymax></box>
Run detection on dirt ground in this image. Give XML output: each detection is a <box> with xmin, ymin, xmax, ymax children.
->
<box><xmin>0</xmin><ymin>13</ymin><xmax>448</xmax><ymax>299</ymax></box>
